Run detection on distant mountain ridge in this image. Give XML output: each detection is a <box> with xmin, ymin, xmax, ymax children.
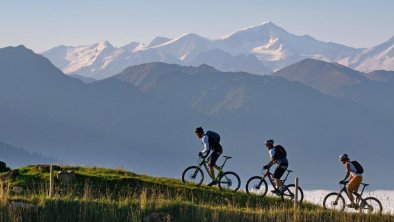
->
<box><xmin>2</xmin><ymin>45</ymin><xmax>394</xmax><ymax>189</ymax></box>
<box><xmin>273</xmin><ymin>59</ymin><xmax>394</xmax><ymax>119</ymax></box>
<box><xmin>42</xmin><ymin>22</ymin><xmax>393</xmax><ymax>80</ymax></box>
<box><xmin>0</xmin><ymin>141</ymin><xmax>56</xmax><ymax>168</ymax></box>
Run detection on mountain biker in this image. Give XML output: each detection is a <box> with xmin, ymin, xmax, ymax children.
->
<box><xmin>195</xmin><ymin>127</ymin><xmax>223</xmax><ymax>186</ymax></box>
<box><xmin>339</xmin><ymin>153</ymin><xmax>363</xmax><ymax>208</ymax></box>
<box><xmin>263</xmin><ymin>139</ymin><xmax>288</xmax><ymax>194</ymax></box>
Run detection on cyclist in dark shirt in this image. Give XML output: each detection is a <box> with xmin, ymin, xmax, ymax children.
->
<box><xmin>195</xmin><ymin>127</ymin><xmax>223</xmax><ymax>186</ymax></box>
<box><xmin>263</xmin><ymin>139</ymin><xmax>289</xmax><ymax>194</ymax></box>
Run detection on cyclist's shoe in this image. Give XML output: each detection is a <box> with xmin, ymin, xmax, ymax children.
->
<box><xmin>207</xmin><ymin>180</ymin><xmax>218</xmax><ymax>186</ymax></box>
<box><xmin>346</xmin><ymin>203</ymin><xmax>358</xmax><ymax>208</ymax></box>
<box><xmin>271</xmin><ymin>190</ymin><xmax>280</xmax><ymax>195</ymax></box>
<box><xmin>279</xmin><ymin>186</ymin><xmax>286</xmax><ymax>194</ymax></box>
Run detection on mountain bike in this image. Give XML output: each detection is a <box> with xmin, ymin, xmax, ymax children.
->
<box><xmin>246</xmin><ymin>168</ymin><xmax>304</xmax><ymax>203</ymax></box>
<box><xmin>323</xmin><ymin>181</ymin><xmax>383</xmax><ymax>214</ymax></box>
<box><xmin>182</xmin><ymin>155</ymin><xmax>241</xmax><ymax>192</ymax></box>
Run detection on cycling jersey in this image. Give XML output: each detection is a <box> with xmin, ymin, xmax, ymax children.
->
<box><xmin>269</xmin><ymin>147</ymin><xmax>288</xmax><ymax>165</ymax></box>
<box><xmin>201</xmin><ymin>134</ymin><xmax>223</xmax><ymax>155</ymax></box>
<box><xmin>347</xmin><ymin>162</ymin><xmax>362</xmax><ymax>177</ymax></box>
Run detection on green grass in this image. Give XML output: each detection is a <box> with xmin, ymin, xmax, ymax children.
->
<box><xmin>0</xmin><ymin>165</ymin><xmax>392</xmax><ymax>222</ymax></box>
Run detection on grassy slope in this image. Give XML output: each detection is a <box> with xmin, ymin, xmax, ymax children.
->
<box><xmin>0</xmin><ymin>165</ymin><xmax>392</xmax><ymax>222</ymax></box>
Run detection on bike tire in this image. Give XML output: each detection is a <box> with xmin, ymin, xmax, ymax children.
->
<box><xmin>245</xmin><ymin>176</ymin><xmax>268</xmax><ymax>197</ymax></box>
<box><xmin>182</xmin><ymin>166</ymin><xmax>204</xmax><ymax>186</ymax></box>
<box><xmin>360</xmin><ymin>197</ymin><xmax>383</xmax><ymax>214</ymax></box>
<box><xmin>281</xmin><ymin>184</ymin><xmax>304</xmax><ymax>204</ymax></box>
<box><xmin>323</xmin><ymin>192</ymin><xmax>345</xmax><ymax>211</ymax></box>
<box><xmin>218</xmin><ymin>171</ymin><xmax>241</xmax><ymax>192</ymax></box>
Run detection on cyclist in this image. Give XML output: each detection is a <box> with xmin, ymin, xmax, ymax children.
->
<box><xmin>195</xmin><ymin>127</ymin><xmax>223</xmax><ymax>186</ymax></box>
<box><xmin>263</xmin><ymin>139</ymin><xmax>288</xmax><ymax>194</ymax></box>
<box><xmin>339</xmin><ymin>153</ymin><xmax>363</xmax><ymax>208</ymax></box>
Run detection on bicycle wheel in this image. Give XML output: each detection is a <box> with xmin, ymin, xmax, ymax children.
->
<box><xmin>218</xmin><ymin>171</ymin><xmax>241</xmax><ymax>192</ymax></box>
<box><xmin>281</xmin><ymin>184</ymin><xmax>304</xmax><ymax>204</ymax></box>
<box><xmin>359</xmin><ymin>197</ymin><xmax>383</xmax><ymax>214</ymax></box>
<box><xmin>245</xmin><ymin>176</ymin><xmax>268</xmax><ymax>197</ymax></box>
<box><xmin>182</xmin><ymin>166</ymin><xmax>204</xmax><ymax>185</ymax></box>
<box><xmin>323</xmin><ymin>192</ymin><xmax>345</xmax><ymax>211</ymax></box>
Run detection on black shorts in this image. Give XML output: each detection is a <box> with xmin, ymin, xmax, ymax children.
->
<box><xmin>208</xmin><ymin>150</ymin><xmax>222</xmax><ymax>167</ymax></box>
<box><xmin>273</xmin><ymin>164</ymin><xmax>288</xmax><ymax>179</ymax></box>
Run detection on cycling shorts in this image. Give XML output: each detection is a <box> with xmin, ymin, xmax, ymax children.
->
<box><xmin>208</xmin><ymin>150</ymin><xmax>222</xmax><ymax>167</ymax></box>
<box><xmin>273</xmin><ymin>164</ymin><xmax>288</xmax><ymax>179</ymax></box>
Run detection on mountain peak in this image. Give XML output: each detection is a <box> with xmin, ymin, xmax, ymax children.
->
<box><xmin>178</xmin><ymin>33</ymin><xmax>206</xmax><ymax>40</ymax></box>
<box><xmin>123</xmin><ymin>42</ymin><xmax>145</xmax><ymax>51</ymax></box>
<box><xmin>96</xmin><ymin>40</ymin><xmax>114</xmax><ymax>49</ymax></box>
<box><xmin>146</xmin><ymin>36</ymin><xmax>172</xmax><ymax>48</ymax></box>
<box><xmin>274</xmin><ymin>58</ymin><xmax>367</xmax><ymax>93</ymax></box>
<box><xmin>1</xmin><ymin>45</ymin><xmax>37</xmax><ymax>57</ymax></box>
<box><xmin>237</xmin><ymin>21</ymin><xmax>282</xmax><ymax>33</ymax></box>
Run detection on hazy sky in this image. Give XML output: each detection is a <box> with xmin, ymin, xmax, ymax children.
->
<box><xmin>1</xmin><ymin>0</ymin><xmax>393</xmax><ymax>52</ymax></box>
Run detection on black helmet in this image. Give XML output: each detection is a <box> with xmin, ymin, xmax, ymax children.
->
<box><xmin>195</xmin><ymin>127</ymin><xmax>204</xmax><ymax>133</ymax></box>
<box><xmin>339</xmin><ymin>153</ymin><xmax>349</xmax><ymax>161</ymax></box>
<box><xmin>265</xmin><ymin>139</ymin><xmax>274</xmax><ymax>146</ymax></box>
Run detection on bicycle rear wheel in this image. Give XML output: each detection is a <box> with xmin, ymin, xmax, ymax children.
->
<box><xmin>323</xmin><ymin>192</ymin><xmax>345</xmax><ymax>211</ymax></box>
<box><xmin>218</xmin><ymin>171</ymin><xmax>241</xmax><ymax>192</ymax></box>
<box><xmin>360</xmin><ymin>197</ymin><xmax>383</xmax><ymax>214</ymax></box>
<box><xmin>182</xmin><ymin>166</ymin><xmax>204</xmax><ymax>185</ymax></box>
<box><xmin>281</xmin><ymin>184</ymin><xmax>304</xmax><ymax>204</ymax></box>
<box><xmin>245</xmin><ymin>176</ymin><xmax>268</xmax><ymax>197</ymax></box>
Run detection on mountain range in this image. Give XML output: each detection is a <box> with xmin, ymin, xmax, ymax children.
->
<box><xmin>274</xmin><ymin>59</ymin><xmax>394</xmax><ymax>119</ymax></box>
<box><xmin>41</xmin><ymin>22</ymin><xmax>394</xmax><ymax>80</ymax></box>
<box><xmin>0</xmin><ymin>142</ymin><xmax>56</xmax><ymax>168</ymax></box>
<box><xmin>2</xmin><ymin>45</ymin><xmax>394</xmax><ymax>189</ymax></box>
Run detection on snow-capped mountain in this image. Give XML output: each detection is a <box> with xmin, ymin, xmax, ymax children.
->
<box><xmin>41</xmin><ymin>22</ymin><xmax>393</xmax><ymax>80</ymax></box>
<box><xmin>218</xmin><ymin>22</ymin><xmax>357</xmax><ymax>70</ymax></box>
<box><xmin>339</xmin><ymin>36</ymin><xmax>394</xmax><ymax>72</ymax></box>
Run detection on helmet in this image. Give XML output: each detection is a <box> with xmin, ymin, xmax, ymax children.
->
<box><xmin>265</xmin><ymin>139</ymin><xmax>274</xmax><ymax>146</ymax></box>
<box><xmin>339</xmin><ymin>153</ymin><xmax>349</xmax><ymax>161</ymax></box>
<box><xmin>195</xmin><ymin>127</ymin><xmax>204</xmax><ymax>133</ymax></box>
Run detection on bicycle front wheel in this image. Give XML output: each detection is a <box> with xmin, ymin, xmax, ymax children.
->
<box><xmin>281</xmin><ymin>184</ymin><xmax>304</xmax><ymax>204</ymax></box>
<box><xmin>323</xmin><ymin>192</ymin><xmax>345</xmax><ymax>211</ymax></box>
<box><xmin>218</xmin><ymin>171</ymin><xmax>241</xmax><ymax>192</ymax></box>
<box><xmin>182</xmin><ymin>166</ymin><xmax>204</xmax><ymax>185</ymax></box>
<box><xmin>245</xmin><ymin>176</ymin><xmax>268</xmax><ymax>197</ymax></box>
<box><xmin>360</xmin><ymin>197</ymin><xmax>383</xmax><ymax>214</ymax></box>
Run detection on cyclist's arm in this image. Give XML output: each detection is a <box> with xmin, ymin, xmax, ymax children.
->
<box><xmin>267</xmin><ymin>158</ymin><xmax>276</xmax><ymax>167</ymax></box>
<box><xmin>200</xmin><ymin>135</ymin><xmax>210</xmax><ymax>155</ymax></box>
<box><xmin>342</xmin><ymin>163</ymin><xmax>351</xmax><ymax>181</ymax></box>
<box><xmin>266</xmin><ymin>149</ymin><xmax>277</xmax><ymax>167</ymax></box>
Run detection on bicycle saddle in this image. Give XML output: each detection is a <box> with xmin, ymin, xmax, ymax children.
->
<box><xmin>223</xmin><ymin>156</ymin><xmax>232</xmax><ymax>159</ymax></box>
<box><xmin>286</xmin><ymin>170</ymin><xmax>293</xmax><ymax>173</ymax></box>
<box><xmin>361</xmin><ymin>183</ymin><xmax>369</xmax><ymax>187</ymax></box>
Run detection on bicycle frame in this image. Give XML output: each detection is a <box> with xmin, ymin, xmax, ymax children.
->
<box><xmin>197</xmin><ymin>156</ymin><xmax>228</xmax><ymax>179</ymax></box>
<box><xmin>336</xmin><ymin>181</ymin><xmax>369</xmax><ymax>205</ymax></box>
<box><xmin>263</xmin><ymin>169</ymin><xmax>292</xmax><ymax>189</ymax></box>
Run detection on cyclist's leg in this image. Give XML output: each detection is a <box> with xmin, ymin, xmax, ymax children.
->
<box><xmin>208</xmin><ymin>151</ymin><xmax>221</xmax><ymax>180</ymax></box>
<box><xmin>273</xmin><ymin>164</ymin><xmax>287</xmax><ymax>189</ymax></box>
<box><xmin>347</xmin><ymin>175</ymin><xmax>362</xmax><ymax>204</ymax></box>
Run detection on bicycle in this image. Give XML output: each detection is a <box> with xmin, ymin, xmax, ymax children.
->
<box><xmin>246</xmin><ymin>168</ymin><xmax>304</xmax><ymax>203</ymax></box>
<box><xmin>323</xmin><ymin>181</ymin><xmax>383</xmax><ymax>214</ymax></box>
<box><xmin>182</xmin><ymin>155</ymin><xmax>241</xmax><ymax>192</ymax></box>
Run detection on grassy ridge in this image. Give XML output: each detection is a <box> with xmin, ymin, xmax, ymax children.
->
<box><xmin>0</xmin><ymin>165</ymin><xmax>392</xmax><ymax>222</ymax></box>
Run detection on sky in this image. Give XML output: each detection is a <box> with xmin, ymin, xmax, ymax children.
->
<box><xmin>0</xmin><ymin>0</ymin><xmax>393</xmax><ymax>52</ymax></box>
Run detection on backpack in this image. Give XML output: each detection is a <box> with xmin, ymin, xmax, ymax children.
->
<box><xmin>274</xmin><ymin>145</ymin><xmax>287</xmax><ymax>159</ymax></box>
<box><xmin>206</xmin><ymin>131</ymin><xmax>220</xmax><ymax>143</ymax></box>
<box><xmin>351</xmin><ymin>161</ymin><xmax>364</xmax><ymax>174</ymax></box>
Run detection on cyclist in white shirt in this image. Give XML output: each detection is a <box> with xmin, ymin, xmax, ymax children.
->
<box><xmin>339</xmin><ymin>153</ymin><xmax>363</xmax><ymax>208</ymax></box>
